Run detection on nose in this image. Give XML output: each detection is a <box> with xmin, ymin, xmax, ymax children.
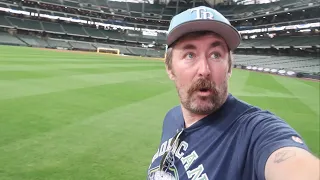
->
<box><xmin>197</xmin><ymin>58</ymin><xmax>211</xmax><ymax>78</ymax></box>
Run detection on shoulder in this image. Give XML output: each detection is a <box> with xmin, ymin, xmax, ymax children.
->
<box><xmin>231</xmin><ymin>95</ymin><xmax>290</xmax><ymax>129</ymax></box>
<box><xmin>237</xmin><ymin>106</ymin><xmax>312</xmax><ymax>180</ymax></box>
<box><xmin>225</xmin><ymin>95</ymin><xmax>267</xmax><ymax>125</ymax></box>
<box><xmin>162</xmin><ymin>105</ymin><xmax>183</xmax><ymax>125</ymax></box>
<box><xmin>231</xmin><ymin>96</ymin><xmax>307</xmax><ymax>145</ymax></box>
<box><xmin>161</xmin><ymin>105</ymin><xmax>184</xmax><ymax>135</ymax></box>
<box><xmin>238</xmin><ymin>106</ymin><xmax>292</xmax><ymax>132</ymax></box>
<box><xmin>164</xmin><ymin>105</ymin><xmax>182</xmax><ymax>118</ymax></box>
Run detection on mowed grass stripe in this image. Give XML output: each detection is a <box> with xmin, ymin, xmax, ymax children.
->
<box><xmin>301</xmin><ymin>80</ymin><xmax>320</xmax><ymax>89</ymax></box>
<box><xmin>0</xmin><ymin>63</ymin><xmax>164</xmax><ymax>71</ymax></box>
<box><xmin>0</xmin><ymin>57</ymin><xmax>164</xmax><ymax>66</ymax></box>
<box><xmin>0</xmin><ymin>90</ymin><xmax>178</xmax><ymax>180</ymax></box>
<box><xmin>0</xmin><ymin>60</ymin><xmax>163</xmax><ymax>65</ymax></box>
<box><xmin>0</xmin><ymin>45</ymin><xmax>164</xmax><ymax>63</ymax></box>
<box><xmin>0</xmin><ymin>58</ymin><xmax>164</xmax><ymax>64</ymax></box>
<box><xmin>272</xmin><ymin>75</ymin><xmax>320</xmax><ymax>116</ymax></box>
<box><xmin>229</xmin><ymin>69</ymin><xmax>250</xmax><ymax>94</ymax></box>
<box><xmin>0</xmin><ymin>78</ymin><xmax>174</xmax><ymax>146</ymax></box>
<box><xmin>244</xmin><ymin>71</ymin><xmax>294</xmax><ymax>95</ymax></box>
<box><xmin>0</xmin><ymin>66</ymin><xmax>163</xmax><ymax>80</ymax></box>
<box><xmin>232</xmin><ymin>91</ymin><xmax>294</xmax><ymax>98</ymax></box>
<box><xmin>237</xmin><ymin>96</ymin><xmax>317</xmax><ymax>120</ymax></box>
<box><xmin>0</xmin><ymin>69</ymin><xmax>167</xmax><ymax>100</ymax></box>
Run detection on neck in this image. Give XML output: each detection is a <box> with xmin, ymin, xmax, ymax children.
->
<box><xmin>181</xmin><ymin>107</ymin><xmax>208</xmax><ymax>128</ymax></box>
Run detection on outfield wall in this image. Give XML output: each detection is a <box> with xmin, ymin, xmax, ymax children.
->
<box><xmin>234</xmin><ymin>64</ymin><xmax>320</xmax><ymax>80</ymax></box>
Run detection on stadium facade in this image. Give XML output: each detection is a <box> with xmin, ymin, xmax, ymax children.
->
<box><xmin>0</xmin><ymin>0</ymin><xmax>319</xmax><ymax>79</ymax></box>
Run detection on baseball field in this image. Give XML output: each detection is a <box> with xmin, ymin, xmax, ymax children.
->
<box><xmin>0</xmin><ymin>45</ymin><xmax>319</xmax><ymax>179</ymax></box>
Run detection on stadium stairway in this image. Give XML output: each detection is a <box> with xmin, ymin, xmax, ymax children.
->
<box><xmin>0</xmin><ymin>32</ymin><xmax>26</xmax><ymax>46</ymax></box>
<box><xmin>126</xmin><ymin>46</ymin><xmax>147</xmax><ymax>57</ymax></box>
<box><xmin>46</xmin><ymin>38</ymin><xmax>72</xmax><ymax>49</ymax></box>
<box><xmin>15</xmin><ymin>35</ymin><xmax>49</xmax><ymax>48</ymax></box>
<box><xmin>14</xmin><ymin>35</ymin><xmax>29</xmax><ymax>46</ymax></box>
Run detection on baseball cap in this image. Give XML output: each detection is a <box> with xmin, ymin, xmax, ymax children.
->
<box><xmin>166</xmin><ymin>6</ymin><xmax>241</xmax><ymax>51</ymax></box>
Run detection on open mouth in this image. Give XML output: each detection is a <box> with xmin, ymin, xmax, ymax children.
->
<box><xmin>199</xmin><ymin>88</ymin><xmax>210</xmax><ymax>92</ymax></box>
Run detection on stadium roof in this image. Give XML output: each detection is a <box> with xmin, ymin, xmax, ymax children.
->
<box><xmin>109</xmin><ymin>0</ymin><xmax>155</xmax><ymax>3</ymax></box>
<box><xmin>234</xmin><ymin>0</ymin><xmax>280</xmax><ymax>4</ymax></box>
<box><xmin>108</xmin><ymin>0</ymin><xmax>226</xmax><ymax>6</ymax></box>
<box><xmin>162</xmin><ymin>0</ymin><xmax>280</xmax><ymax>6</ymax></box>
<box><xmin>164</xmin><ymin>0</ymin><xmax>225</xmax><ymax>6</ymax></box>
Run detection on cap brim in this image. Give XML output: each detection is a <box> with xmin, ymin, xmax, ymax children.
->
<box><xmin>167</xmin><ymin>20</ymin><xmax>241</xmax><ymax>51</ymax></box>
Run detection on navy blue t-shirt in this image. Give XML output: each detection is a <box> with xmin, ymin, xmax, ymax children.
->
<box><xmin>147</xmin><ymin>93</ymin><xmax>310</xmax><ymax>180</ymax></box>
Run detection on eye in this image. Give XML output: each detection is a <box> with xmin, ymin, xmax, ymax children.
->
<box><xmin>210</xmin><ymin>52</ymin><xmax>221</xmax><ymax>60</ymax></box>
<box><xmin>185</xmin><ymin>52</ymin><xmax>195</xmax><ymax>60</ymax></box>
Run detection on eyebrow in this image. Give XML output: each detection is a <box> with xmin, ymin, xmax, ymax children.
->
<box><xmin>210</xmin><ymin>41</ymin><xmax>222</xmax><ymax>49</ymax></box>
<box><xmin>209</xmin><ymin>41</ymin><xmax>228</xmax><ymax>52</ymax></box>
<box><xmin>181</xmin><ymin>44</ymin><xmax>196</xmax><ymax>51</ymax></box>
<box><xmin>181</xmin><ymin>41</ymin><xmax>226</xmax><ymax>51</ymax></box>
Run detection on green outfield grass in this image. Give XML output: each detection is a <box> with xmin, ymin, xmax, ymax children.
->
<box><xmin>0</xmin><ymin>45</ymin><xmax>319</xmax><ymax>180</ymax></box>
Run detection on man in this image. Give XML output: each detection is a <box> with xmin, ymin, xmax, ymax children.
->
<box><xmin>147</xmin><ymin>6</ymin><xmax>319</xmax><ymax>180</ymax></box>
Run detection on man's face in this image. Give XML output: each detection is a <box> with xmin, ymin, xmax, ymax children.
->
<box><xmin>167</xmin><ymin>32</ymin><xmax>232</xmax><ymax>115</ymax></box>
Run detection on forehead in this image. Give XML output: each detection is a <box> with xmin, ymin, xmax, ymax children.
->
<box><xmin>172</xmin><ymin>31</ymin><xmax>229</xmax><ymax>50</ymax></box>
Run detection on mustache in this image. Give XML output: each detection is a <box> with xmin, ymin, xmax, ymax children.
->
<box><xmin>187</xmin><ymin>78</ymin><xmax>217</xmax><ymax>95</ymax></box>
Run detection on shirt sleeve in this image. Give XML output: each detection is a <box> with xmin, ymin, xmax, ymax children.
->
<box><xmin>250</xmin><ymin>112</ymin><xmax>311</xmax><ymax>180</ymax></box>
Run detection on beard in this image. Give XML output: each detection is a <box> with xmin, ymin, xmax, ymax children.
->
<box><xmin>177</xmin><ymin>77</ymin><xmax>228</xmax><ymax>115</ymax></box>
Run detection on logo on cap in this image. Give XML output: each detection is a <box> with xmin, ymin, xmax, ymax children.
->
<box><xmin>191</xmin><ymin>7</ymin><xmax>214</xmax><ymax>20</ymax></box>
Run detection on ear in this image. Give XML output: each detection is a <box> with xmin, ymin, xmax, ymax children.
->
<box><xmin>227</xmin><ymin>52</ymin><xmax>233</xmax><ymax>79</ymax></box>
<box><xmin>228</xmin><ymin>68</ymin><xmax>232</xmax><ymax>79</ymax></box>
<box><xmin>165</xmin><ymin>65</ymin><xmax>175</xmax><ymax>80</ymax></box>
